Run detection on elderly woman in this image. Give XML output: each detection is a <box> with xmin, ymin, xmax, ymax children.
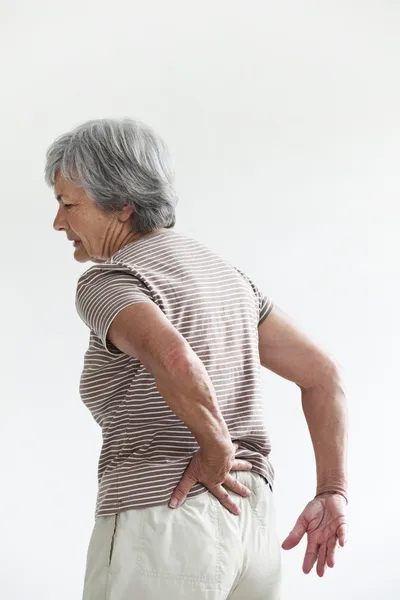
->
<box><xmin>45</xmin><ymin>118</ymin><xmax>348</xmax><ymax>600</ymax></box>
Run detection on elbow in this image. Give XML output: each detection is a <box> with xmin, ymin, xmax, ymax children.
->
<box><xmin>299</xmin><ymin>356</ymin><xmax>346</xmax><ymax>395</ymax></box>
<box><xmin>158</xmin><ymin>340</ymin><xmax>196</xmax><ymax>375</ymax></box>
<box><xmin>328</xmin><ymin>358</ymin><xmax>346</xmax><ymax>390</ymax></box>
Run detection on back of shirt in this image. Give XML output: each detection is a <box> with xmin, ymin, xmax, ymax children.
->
<box><xmin>76</xmin><ymin>230</ymin><xmax>275</xmax><ymax>517</ymax></box>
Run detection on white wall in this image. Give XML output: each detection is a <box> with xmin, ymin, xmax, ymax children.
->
<box><xmin>1</xmin><ymin>1</ymin><xmax>399</xmax><ymax>598</ymax></box>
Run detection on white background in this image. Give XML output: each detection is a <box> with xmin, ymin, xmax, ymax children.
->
<box><xmin>1</xmin><ymin>1</ymin><xmax>399</xmax><ymax>598</ymax></box>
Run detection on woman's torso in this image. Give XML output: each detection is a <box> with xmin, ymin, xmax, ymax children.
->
<box><xmin>77</xmin><ymin>231</ymin><xmax>274</xmax><ymax>516</ymax></box>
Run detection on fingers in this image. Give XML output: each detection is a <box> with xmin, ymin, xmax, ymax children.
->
<box><xmin>336</xmin><ymin>523</ymin><xmax>348</xmax><ymax>547</ymax></box>
<box><xmin>302</xmin><ymin>533</ymin><xmax>344</xmax><ymax>576</ymax></box>
<box><xmin>304</xmin><ymin>535</ymin><xmax>342</xmax><ymax>576</ymax></box>
<box><xmin>316</xmin><ymin>544</ymin><xmax>327</xmax><ymax>578</ymax></box>
<box><xmin>326</xmin><ymin>536</ymin><xmax>338</xmax><ymax>568</ymax></box>
<box><xmin>231</xmin><ymin>459</ymin><xmax>253</xmax><ymax>471</ymax></box>
<box><xmin>282</xmin><ymin>517</ymin><xmax>307</xmax><ymax>551</ymax></box>
<box><xmin>224</xmin><ymin>474</ymin><xmax>251</xmax><ymax>498</ymax></box>
<box><xmin>169</xmin><ymin>470</ymin><xmax>197</xmax><ymax>509</ymax></box>
<box><xmin>302</xmin><ymin>541</ymin><xmax>319</xmax><ymax>574</ymax></box>
<box><xmin>211</xmin><ymin>484</ymin><xmax>241</xmax><ymax>515</ymax></box>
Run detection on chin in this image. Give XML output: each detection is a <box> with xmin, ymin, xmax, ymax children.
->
<box><xmin>74</xmin><ymin>245</ymin><xmax>91</xmax><ymax>263</ymax></box>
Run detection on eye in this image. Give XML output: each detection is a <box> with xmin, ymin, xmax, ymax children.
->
<box><xmin>63</xmin><ymin>203</ymin><xmax>73</xmax><ymax>210</ymax></box>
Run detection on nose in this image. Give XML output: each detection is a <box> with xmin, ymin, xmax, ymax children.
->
<box><xmin>53</xmin><ymin>205</ymin><xmax>68</xmax><ymax>232</ymax></box>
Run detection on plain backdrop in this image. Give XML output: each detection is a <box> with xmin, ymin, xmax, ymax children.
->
<box><xmin>1</xmin><ymin>1</ymin><xmax>399</xmax><ymax>598</ymax></box>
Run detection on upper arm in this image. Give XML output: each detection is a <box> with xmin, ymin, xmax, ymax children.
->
<box><xmin>108</xmin><ymin>302</ymin><xmax>191</xmax><ymax>374</ymax></box>
<box><xmin>258</xmin><ymin>305</ymin><xmax>339</xmax><ymax>389</ymax></box>
<box><xmin>76</xmin><ymin>264</ymin><xmax>192</xmax><ymax>370</ymax></box>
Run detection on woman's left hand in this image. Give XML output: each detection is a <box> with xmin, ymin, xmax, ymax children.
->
<box><xmin>281</xmin><ymin>493</ymin><xmax>348</xmax><ymax>577</ymax></box>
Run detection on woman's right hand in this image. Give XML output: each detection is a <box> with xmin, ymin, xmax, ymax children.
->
<box><xmin>169</xmin><ymin>443</ymin><xmax>253</xmax><ymax>515</ymax></box>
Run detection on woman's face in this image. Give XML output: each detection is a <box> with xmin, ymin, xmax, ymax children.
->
<box><xmin>53</xmin><ymin>173</ymin><xmax>133</xmax><ymax>263</ymax></box>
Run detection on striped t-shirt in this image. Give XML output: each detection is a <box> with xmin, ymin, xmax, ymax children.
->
<box><xmin>76</xmin><ymin>230</ymin><xmax>275</xmax><ymax>517</ymax></box>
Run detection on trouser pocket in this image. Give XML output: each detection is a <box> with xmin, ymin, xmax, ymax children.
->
<box><xmin>82</xmin><ymin>514</ymin><xmax>120</xmax><ymax>600</ymax></box>
<box><xmin>108</xmin><ymin>514</ymin><xmax>118</xmax><ymax>566</ymax></box>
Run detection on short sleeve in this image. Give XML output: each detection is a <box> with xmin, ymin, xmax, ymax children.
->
<box><xmin>258</xmin><ymin>294</ymin><xmax>275</xmax><ymax>325</ymax></box>
<box><xmin>76</xmin><ymin>263</ymin><xmax>153</xmax><ymax>353</ymax></box>
<box><xmin>234</xmin><ymin>268</ymin><xmax>274</xmax><ymax>326</ymax></box>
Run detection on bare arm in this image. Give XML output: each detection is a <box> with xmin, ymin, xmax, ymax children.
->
<box><xmin>258</xmin><ymin>305</ymin><xmax>348</xmax><ymax>500</ymax></box>
<box><xmin>107</xmin><ymin>302</ymin><xmax>232</xmax><ymax>452</ymax></box>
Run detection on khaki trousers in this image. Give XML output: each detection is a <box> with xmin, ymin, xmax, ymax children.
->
<box><xmin>82</xmin><ymin>471</ymin><xmax>282</xmax><ymax>599</ymax></box>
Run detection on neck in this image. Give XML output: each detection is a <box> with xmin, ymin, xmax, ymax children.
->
<box><xmin>93</xmin><ymin>228</ymin><xmax>169</xmax><ymax>263</ymax></box>
<box><xmin>121</xmin><ymin>228</ymin><xmax>169</xmax><ymax>250</ymax></box>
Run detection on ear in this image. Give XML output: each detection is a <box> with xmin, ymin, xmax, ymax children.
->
<box><xmin>118</xmin><ymin>204</ymin><xmax>134</xmax><ymax>222</ymax></box>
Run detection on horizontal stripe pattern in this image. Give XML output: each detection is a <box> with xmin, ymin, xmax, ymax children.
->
<box><xmin>76</xmin><ymin>230</ymin><xmax>274</xmax><ymax>517</ymax></box>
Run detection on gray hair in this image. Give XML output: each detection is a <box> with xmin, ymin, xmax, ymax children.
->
<box><xmin>45</xmin><ymin>118</ymin><xmax>178</xmax><ymax>233</ymax></box>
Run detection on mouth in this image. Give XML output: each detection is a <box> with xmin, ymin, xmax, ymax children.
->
<box><xmin>73</xmin><ymin>241</ymin><xmax>82</xmax><ymax>247</ymax></box>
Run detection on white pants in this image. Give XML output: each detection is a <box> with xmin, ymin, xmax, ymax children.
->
<box><xmin>82</xmin><ymin>471</ymin><xmax>282</xmax><ymax>599</ymax></box>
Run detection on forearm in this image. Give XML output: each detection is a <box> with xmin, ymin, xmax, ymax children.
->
<box><xmin>300</xmin><ymin>370</ymin><xmax>348</xmax><ymax>499</ymax></box>
<box><xmin>153</xmin><ymin>350</ymin><xmax>232</xmax><ymax>451</ymax></box>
